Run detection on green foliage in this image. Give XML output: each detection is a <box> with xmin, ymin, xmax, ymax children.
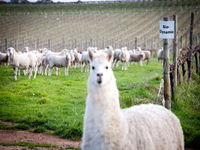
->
<box><xmin>33</xmin><ymin>126</ymin><xmax>46</xmax><ymax>133</ymax></box>
<box><xmin>172</xmin><ymin>73</ymin><xmax>200</xmax><ymax>149</ymax></box>
<box><xmin>0</xmin><ymin>123</ymin><xmax>29</xmax><ymax>130</ymax></box>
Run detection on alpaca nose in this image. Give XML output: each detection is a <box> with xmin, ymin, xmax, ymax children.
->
<box><xmin>97</xmin><ymin>73</ymin><xmax>103</xmax><ymax>77</ymax></box>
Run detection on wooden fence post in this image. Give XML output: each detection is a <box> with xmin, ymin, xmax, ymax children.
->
<box><xmin>195</xmin><ymin>52</ymin><xmax>198</xmax><ymax>73</ymax></box>
<box><xmin>4</xmin><ymin>39</ymin><xmax>7</xmax><ymax>52</ymax></box>
<box><xmin>177</xmin><ymin>66</ymin><xmax>181</xmax><ymax>84</ymax></box>
<box><xmin>48</xmin><ymin>39</ymin><xmax>51</xmax><ymax>50</ymax></box>
<box><xmin>182</xmin><ymin>63</ymin><xmax>186</xmax><ymax>80</ymax></box>
<box><xmin>15</xmin><ymin>40</ymin><xmax>18</xmax><ymax>50</ymax></box>
<box><xmin>187</xmin><ymin>12</ymin><xmax>194</xmax><ymax>82</ymax></box>
<box><xmin>135</xmin><ymin>37</ymin><xmax>137</xmax><ymax>49</ymax></box>
<box><xmin>163</xmin><ymin>17</ymin><xmax>171</xmax><ymax>109</ymax></box>
<box><xmin>173</xmin><ymin>15</ymin><xmax>178</xmax><ymax>87</ymax></box>
<box><xmin>62</xmin><ymin>38</ymin><xmax>65</xmax><ymax>49</ymax></box>
<box><xmin>180</xmin><ymin>36</ymin><xmax>183</xmax><ymax>49</ymax></box>
<box><xmin>143</xmin><ymin>36</ymin><xmax>146</xmax><ymax>49</ymax></box>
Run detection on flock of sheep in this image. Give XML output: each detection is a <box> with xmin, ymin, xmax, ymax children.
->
<box><xmin>0</xmin><ymin>46</ymin><xmax>164</xmax><ymax>80</ymax></box>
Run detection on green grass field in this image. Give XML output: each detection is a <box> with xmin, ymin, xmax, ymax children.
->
<box><xmin>0</xmin><ymin>58</ymin><xmax>199</xmax><ymax>148</ymax></box>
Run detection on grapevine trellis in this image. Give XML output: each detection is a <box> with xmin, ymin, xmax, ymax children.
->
<box><xmin>0</xmin><ymin>7</ymin><xmax>199</xmax><ymax>52</ymax></box>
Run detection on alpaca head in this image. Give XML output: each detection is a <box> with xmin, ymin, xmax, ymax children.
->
<box><xmin>88</xmin><ymin>50</ymin><xmax>114</xmax><ymax>86</ymax></box>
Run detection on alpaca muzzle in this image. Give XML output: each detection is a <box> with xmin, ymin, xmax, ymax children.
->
<box><xmin>97</xmin><ymin>77</ymin><xmax>102</xmax><ymax>84</ymax></box>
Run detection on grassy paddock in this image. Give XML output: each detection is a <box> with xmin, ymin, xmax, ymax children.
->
<box><xmin>0</xmin><ymin>58</ymin><xmax>199</xmax><ymax>148</ymax></box>
<box><xmin>0</xmin><ymin>59</ymin><xmax>162</xmax><ymax>140</ymax></box>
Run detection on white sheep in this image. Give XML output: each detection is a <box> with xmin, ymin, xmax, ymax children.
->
<box><xmin>43</xmin><ymin>49</ymin><xmax>69</xmax><ymax>76</ymax></box>
<box><xmin>157</xmin><ymin>47</ymin><xmax>163</xmax><ymax>63</ymax></box>
<box><xmin>112</xmin><ymin>47</ymin><xmax>130</xmax><ymax>70</ymax></box>
<box><xmin>81</xmin><ymin>51</ymin><xmax>89</xmax><ymax>72</ymax></box>
<box><xmin>129</xmin><ymin>52</ymin><xmax>144</xmax><ymax>66</ymax></box>
<box><xmin>7</xmin><ymin>47</ymin><xmax>38</xmax><ymax>80</ymax></box>
<box><xmin>120</xmin><ymin>47</ymin><xmax>130</xmax><ymax>70</ymax></box>
<box><xmin>0</xmin><ymin>52</ymin><xmax>8</xmax><ymax>65</ymax></box>
<box><xmin>141</xmin><ymin>50</ymin><xmax>151</xmax><ymax>64</ymax></box>
<box><xmin>45</xmin><ymin>53</ymin><xmax>71</xmax><ymax>76</ymax></box>
<box><xmin>73</xmin><ymin>49</ymin><xmax>82</xmax><ymax>68</ymax></box>
<box><xmin>82</xmin><ymin>50</ymin><xmax>184</xmax><ymax>150</ymax></box>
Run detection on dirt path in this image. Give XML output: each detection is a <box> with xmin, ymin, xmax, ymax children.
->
<box><xmin>0</xmin><ymin>121</ymin><xmax>81</xmax><ymax>150</ymax></box>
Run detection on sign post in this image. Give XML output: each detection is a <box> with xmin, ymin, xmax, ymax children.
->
<box><xmin>160</xmin><ymin>17</ymin><xmax>174</xmax><ymax>109</ymax></box>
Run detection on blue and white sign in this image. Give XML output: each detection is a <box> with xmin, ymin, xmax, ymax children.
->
<box><xmin>160</xmin><ymin>21</ymin><xmax>175</xmax><ymax>39</ymax></box>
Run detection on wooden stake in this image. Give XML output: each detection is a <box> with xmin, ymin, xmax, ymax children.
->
<box><xmin>163</xmin><ymin>17</ymin><xmax>171</xmax><ymax>109</ymax></box>
<box><xmin>187</xmin><ymin>12</ymin><xmax>194</xmax><ymax>82</ymax></box>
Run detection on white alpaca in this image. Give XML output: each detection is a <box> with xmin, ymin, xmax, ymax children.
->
<box><xmin>82</xmin><ymin>50</ymin><xmax>184</xmax><ymax>150</ymax></box>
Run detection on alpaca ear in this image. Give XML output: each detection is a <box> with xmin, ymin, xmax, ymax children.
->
<box><xmin>107</xmin><ymin>50</ymin><xmax>113</xmax><ymax>62</ymax></box>
<box><xmin>88</xmin><ymin>50</ymin><xmax>93</xmax><ymax>61</ymax></box>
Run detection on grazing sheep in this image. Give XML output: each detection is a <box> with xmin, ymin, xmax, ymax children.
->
<box><xmin>7</xmin><ymin>47</ymin><xmax>38</xmax><ymax>80</ymax></box>
<box><xmin>82</xmin><ymin>50</ymin><xmax>184</xmax><ymax>150</ymax></box>
<box><xmin>73</xmin><ymin>49</ymin><xmax>82</xmax><ymax>68</ymax></box>
<box><xmin>43</xmin><ymin>49</ymin><xmax>69</xmax><ymax>76</ymax></box>
<box><xmin>0</xmin><ymin>52</ymin><xmax>8</xmax><ymax>65</ymax></box>
<box><xmin>113</xmin><ymin>48</ymin><xmax>121</xmax><ymax>67</ymax></box>
<box><xmin>81</xmin><ymin>51</ymin><xmax>89</xmax><ymax>72</ymax></box>
<box><xmin>120</xmin><ymin>47</ymin><xmax>130</xmax><ymax>70</ymax></box>
<box><xmin>129</xmin><ymin>53</ymin><xmax>144</xmax><ymax>66</ymax></box>
<box><xmin>141</xmin><ymin>50</ymin><xmax>151</xmax><ymax>64</ymax></box>
<box><xmin>157</xmin><ymin>48</ymin><xmax>164</xmax><ymax>63</ymax></box>
<box><xmin>45</xmin><ymin>53</ymin><xmax>71</xmax><ymax>76</ymax></box>
<box><xmin>113</xmin><ymin>47</ymin><xmax>130</xmax><ymax>70</ymax></box>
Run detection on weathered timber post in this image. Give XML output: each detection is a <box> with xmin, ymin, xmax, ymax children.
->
<box><xmin>180</xmin><ymin>36</ymin><xmax>183</xmax><ymax>49</ymax></box>
<box><xmin>15</xmin><ymin>40</ymin><xmax>18</xmax><ymax>50</ymax></box>
<box><xmin>170</xmin><ymin>15</ymin><xmax>178</xmax><ymax>100</ymax></box>
<box><xmin>187</xmin><ymin>12</ymin><xmax>194</xmax><ymax>82</ymax></box>
<box><xmin>90</xmin><ymin>39</ymin><xmax>92</xmax><ymax>47</ymax></box>
<box><xmin>37</xmin><ymin>39</ymin><xmax>40</xmax><ymax>49</ymax></box>
<box><xmin>135</xmin><ymin>37</ymin><xmax>137</xmax><ymax>49</ymax></box>
<box><xmin>48</xmin><ymin>39</ymin><xmax>51</xmax><ymax>50</ymax></box>
<box><xmin>62</xmin><ymin>38</ymin><xmax>65</xmax><ymax>49</ymax></box>
<box><xmin>173</xmin><ymin>15</ymin><xmax>178</xmax><ymax>87</ymax></box>
<box><xmin>182</xmin><ymin>63</ymin><xmax>186</xmax><ymax>80</ymax></box>
<box><xmin>170</xmin><ymin>71</ymin><xmax>174</xmax><ymax>100</ymax></box>
<box><xmin>162</xmin><ymin>17</ymin><xmax>171</xmax><ymax>109</ymax></box>
<box><xmin>102</xmin><ymin>38</ymin><xmax>105</xmax><ymax>48</ymax></box>
<box><xmin>143</xmin><ymin>36</ymin><xmax>146</xmax><ymax>49</ymax></box>
<box><xmin>75</xmin><ymin>39</ymin><xmax>77</xmax><ymax>48</ymax></box>
<box><xmin>177</xmin><ymin>66</ymin><xmax>181</xmax><ymax>84</ymax></box>
<box><xmin>4</xmin><ymin>39</ymin><xmax>8</xmax><ymax>51</ymax></box>
<box><xmin>195</xmin><ymin>52</ymin><xmax>198</xmax><ymax>73</ymax></box>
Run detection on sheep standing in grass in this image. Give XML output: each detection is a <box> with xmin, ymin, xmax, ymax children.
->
<box><xmin>82</xmin><ymin>50</ymin><xmax>184</xmax><ymax>150</ymax></box>
<box><xmin>7</xmin><ymin>47</ymin><xmax>38</xmax><ymax>80</ymax></box>
<box><xmin>45</xmin><ymin>53</ymin><xmax>71</xmax><ymax>76</ymax></box>
<box><xmin>141</xmin><ymin>50</ymin><xmax>151</xmax><ymax>64</ymax></box>
<box><xmin>157</xmin><ymin>48</ymin><xmax>163</xmax><ymax>63</ymax></box>
<box><xmin>129</xmin><ymin>53</ymin><xmax>144</xmax><ymax>66</ymax></box>
<box><xmin>0</xmin><ymin>52</ymin><xmax>8</xmax><ymax>65</ymax></box>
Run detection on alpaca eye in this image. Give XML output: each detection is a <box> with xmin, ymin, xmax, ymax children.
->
<box><xmin>92</xmin><ymin>66</ymin><xmax>95</xmax><ymax>70</ymax></box>
<box><xmin>105</xmin><ymin>66</ymin><xmax>108</xmax><ymax>69</ymax></box>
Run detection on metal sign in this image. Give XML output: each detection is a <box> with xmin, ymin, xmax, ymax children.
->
<box><xmin>160</xmin><ymin>21</ymin><xmax>175</xmax><ymax>39</ymax></box>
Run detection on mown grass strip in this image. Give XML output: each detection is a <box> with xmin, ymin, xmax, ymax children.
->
<box><xmin>0</xmin><ymin>123</ymin><xmax>29</xmax><ymax>130</ymax></box>
<box><xmin>0</xmin><ymin>142</ymin><xmax>58</xmax><ymax>148</ymax></box>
